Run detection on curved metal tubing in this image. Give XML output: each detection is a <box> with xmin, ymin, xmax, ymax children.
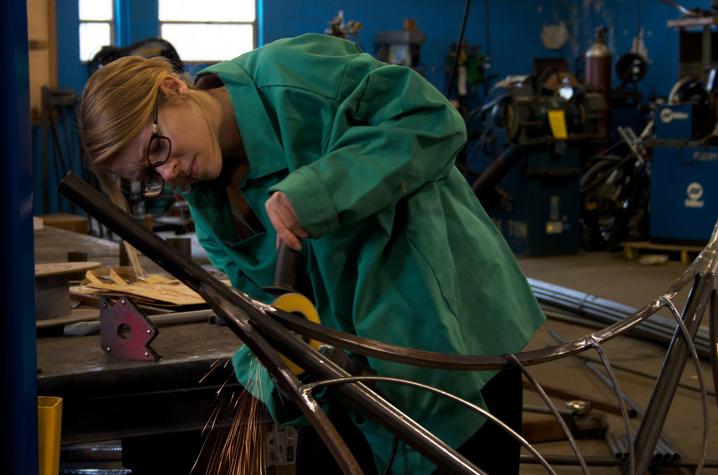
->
<box><xmin>60</xmin><ymin>173</ymin><xmax>718</xmax><ymax>474</ymax></box>
<box><xmin>553</xmin><ymin>334</ymin><xmax>714</xmax><ymax>397</ymax></box>
<box><xmin>630</xmin><ymin>274</ymin><xmax>715</xmax><ymax>475</ymax></box>
<box><xmin>506</xmin><ymin>354</ymin><xmax>590</xmax><ymax>474</ymax></box>
<box><xmin>301</xmin><ymin>375</ymin><xmax>552</xmax><ymax>475</ymax></box>
<box><xmin>548</xmin><ymin>329</ymin><xmax>680</xmax><ymax>462</ymax></box>
<box><xmin>588</xmin><ymin>338</ymin><xmax>634</xmax><ymax>475</ymax></box>
<box><xmin>661</xmin><ymin>296</ymin><xmax>710</xmax><ymax>474</ymax></box>
<box><xmin>270</xmin><ymin>297</ymin><xmax>679</xmax><ymax>371</ymax></box>
<box><xmin>266</xmin><ymin>225</ymin><xmax>718</xmax><ymax>373</ymax></box>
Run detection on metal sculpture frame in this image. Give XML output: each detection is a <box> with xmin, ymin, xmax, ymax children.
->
<box><xmin>59</xmin><ymin>172</ymin><xmax>717</xmax><ymax>474</ymax></box>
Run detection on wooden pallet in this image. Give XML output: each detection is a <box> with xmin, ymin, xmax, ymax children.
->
<box><xmin>622</xmin><ymin>241</ymin><xmax>705</xmax><ymax>264</ymax></box>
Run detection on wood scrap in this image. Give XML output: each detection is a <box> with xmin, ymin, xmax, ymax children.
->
<box><xmin>74</xmin><ymin>266</ymin><xmax>205</xmax><ymax>306</ymax></box>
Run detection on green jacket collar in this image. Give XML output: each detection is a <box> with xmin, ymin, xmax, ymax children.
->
<box><xmin>198</xmin><ymin>61</ymin><xmax>286</xmax><ymax>180</ymax></box>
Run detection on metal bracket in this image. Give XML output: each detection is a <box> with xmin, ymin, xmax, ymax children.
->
<box><xmin>99</xmin><ymin>296</ymin><xmax>160</xmax><ymax>361</ymax></box>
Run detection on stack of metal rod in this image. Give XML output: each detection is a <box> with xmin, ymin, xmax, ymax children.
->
<box><xmin>529</xmin><ymin>279</ymin><xmax>713</xmax><ymax>359</ymax></box>
<box><xmin>606</xmin><ymin>432</ymin><xmax>680</xmax><ymax>463</ymax></box>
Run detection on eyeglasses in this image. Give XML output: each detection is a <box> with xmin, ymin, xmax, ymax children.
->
<box><xmin>141</xmin><ymin>98</ymin><xmax>172</xmax><ymax>198</ymax></box>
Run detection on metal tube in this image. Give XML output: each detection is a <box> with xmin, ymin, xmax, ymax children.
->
<box><xmin>302</xmin><ymin>375</ymin><xmax>556</xmax><ymax>475</ymax></box>
<box><xmin>507</xmin><ymin>355</ymin><xmax>590</xmax><ymax>474</ymax></box>
<box><xmin>63</xmin><ymin>308</ymin><xmax>216</xmax><ymax>336</ymax></box>
<box><xmin>548</xmin><ymin>329</ymin><xmax>682</xmax><ymax>463</ymax></box>
<box><xmin>606</xmin><ymin>432</ymin><xmax>626</xmax><ymax>460</ymax></box>
<box><xmin>628</xmin><ymin>274</ymin><xmax>714</xmax><ymax>475</ymax></box>
<box><xmin>532</xmin><ymin>283</ymin><xmax>713</xmax><ymax>351</ymax></box>
<box><xmin>520</xmin><ymin>454</ymin><xmax>718</xmax><ymax>468</ymax></box>
<box><xmin>58</xmin><ymin>173</ymin><xmax>483</xmax><ymax>475</ymax></box>
<box><xmin>661</xmin><ymin>296</ymin><xmax>711</xmax><ymax>472</ymax></box>
<box><xmin>589</xmin><ymin>339</ymin><xmax>635</xmax><ymax>474</ymax></box>
<box><xmin>568</xmin><ymin>342</ymin><xmax>714</xmax><ymax>397</ymax></box>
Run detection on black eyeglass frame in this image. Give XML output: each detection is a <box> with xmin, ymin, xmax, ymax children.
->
<box><xmin>141</xmin><ymin>98</ymin><xmax>172</xmax><ymax>198</ymax></box>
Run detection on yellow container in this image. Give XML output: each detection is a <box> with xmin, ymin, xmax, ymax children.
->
<box><xmin>37</xmin><ymin>396</ymin><xmax>63</xmax><ymax>475</ymax></box>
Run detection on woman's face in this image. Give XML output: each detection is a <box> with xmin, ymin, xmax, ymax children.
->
<box><xmin>110</xmin><ymin>93</ymin><xmax>223</xmax><ymax>189</ymax></box>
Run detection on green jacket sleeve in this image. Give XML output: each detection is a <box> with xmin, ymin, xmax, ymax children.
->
<box><xmin>270</xmin><ymin>60</ymin><xmax>467</xmax><ymax>237</ymax></box>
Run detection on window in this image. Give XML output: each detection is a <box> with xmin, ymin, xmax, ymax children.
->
<box><xmin>79</xmin><ymin>0</ymin><xmax>114</xmax><ymax>62</ymax></box>
<box><xmin>159</xmin><ymin>0</ymin><xmax>256</xmax><ymax>62</ymax></box>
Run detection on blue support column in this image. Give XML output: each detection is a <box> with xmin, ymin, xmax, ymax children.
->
<box><xmin>114</xmin><ymin>0</ymin><xmax>130</xmax><ymax>46</ymax></box>
<box><xmin>1</xmin><ymin>1</ymin><xmax>39</xmax><ymax>474</ymax></box>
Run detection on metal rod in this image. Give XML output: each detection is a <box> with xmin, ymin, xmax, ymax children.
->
<box><xmin>606</xmin><ymin>432</ymin><xmax>624</xmax><ymax>460</ymax></box>
<box><xmin>547</xmin><ymin>328</ymin><xmax>680</xmax><ymax>460</ymax></box>
<box><xmin>507</xmin><ymin>355</ymin><xmax>590</xmax><ymax>474</ymax></box>
<box><xmin>63</xmin><ymin>308</ymin><xmax>216</xmax><ymax>336</ymax></box>
<box><xmin>530</xmin><ymin>278</ymin><xmax>716</xmax><ymax>359</ymax></box>
<box><xmin>661</xmin><ymin>296</ymin><xmax>710</xmax><ymax>473</ymax></box>
<box><xmin>522</xmin><ymin>379</ymin><xmax>636</xmax><ymax>418</ymax></box>
<box><xmin>563</xmin><ymin>336</ymin><xmax>714</xmax><ymax>397</ymax></box>
<box><xmin>520</xmin><ymin>454</ymin><xmax>718</xmax><ymax>468</ymax></box>
<box><xmin>629</xmin><ymin>274</ymin><xmax>714</xmax><ymax>475</ymax></box>
<box><xmin>589</xmin><ymin>338</ymin><xmax>635</xmax><ymax>474</ymax></box>
<box><xmin>583</xmin><ymin>360</ymin><xmax>679</xmax><ymax>459</ymax></box>
<box><xmin>302</xmin><ymin>375</ymin><xmax>555</xmax><ymax>475</ymax></box>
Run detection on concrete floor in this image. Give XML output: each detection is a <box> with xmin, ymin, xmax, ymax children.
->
<box><xmin>517</xmin><ymin>251</ymin><xmax>717</xmax><ymax>474</ymax></box>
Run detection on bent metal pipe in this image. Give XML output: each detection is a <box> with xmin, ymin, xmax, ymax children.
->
<box><xmin>59</xmin><ymin>172</ymin><xmax>718</xmax><ymax>473</ymax></box>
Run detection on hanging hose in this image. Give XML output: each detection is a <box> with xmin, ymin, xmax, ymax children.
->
<box><xmin>445</xmin><ymin>0</ymin><xmax>472</xmax><ymax>97</ymax></box>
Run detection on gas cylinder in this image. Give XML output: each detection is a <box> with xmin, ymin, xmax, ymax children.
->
<box><xmin>585</xmin><ymin>26</ymin><xmax>612</xmax><ymax>92</ymax></box>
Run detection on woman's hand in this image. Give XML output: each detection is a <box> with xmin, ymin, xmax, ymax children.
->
<box><xmin>265</xmin><ymin>191</ymin><xmax>308</xmax><ymax>251</ymax></box>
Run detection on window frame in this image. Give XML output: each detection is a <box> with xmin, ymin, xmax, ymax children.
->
<box><xmin>78</xmin><ymin>0</ymin><xmax>115</xmax><ymax>63</ymax></box>
<box><xmin>158</xmin><ymin>1</ymin><xmax>258</xmax><ymax>64</ymax></box>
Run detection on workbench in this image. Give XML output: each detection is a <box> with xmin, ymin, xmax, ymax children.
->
<box><xmin>34</xmin><ymin>226</ymin><xmax>248</xmax><ymax>472</ymax></box>
<box><xmin>34</xmin><ymin>227</ymin><xmax>718</xmax><ymax>473</ymax></box>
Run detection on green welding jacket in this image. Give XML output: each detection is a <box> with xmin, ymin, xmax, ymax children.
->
<box><xmin>185</xmin><ymin>33</ymin><xmax>545</xmax><ymax>474</ymax></box>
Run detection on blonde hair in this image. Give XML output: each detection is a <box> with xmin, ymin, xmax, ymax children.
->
<box><xmin>79</xmin><ymin>56</ymin><xmax>187</xmax><ymax>276</ymax></box>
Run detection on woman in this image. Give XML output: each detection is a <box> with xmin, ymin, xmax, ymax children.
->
<box><xmin>80</xmin><ymin>33</ymin><xmax>545</xmax><ymax>474</ymax></box>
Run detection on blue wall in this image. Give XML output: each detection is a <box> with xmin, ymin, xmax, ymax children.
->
<box><xmin>44</xmin><ymin>0</ymin><xmax>685</xmax><ymax>213</ymax></box>
<box><xmin>561</xmin><ymin>0</ymin><xmax>679</xmax><ymax>99</ymax></box>
<box><xmin>55</xmin><ymin>0</ymin><xmax>685</xmax><ymax>97</ymax></box>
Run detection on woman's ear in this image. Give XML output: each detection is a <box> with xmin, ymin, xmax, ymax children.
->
<box><xmin>158</xmin><ymin>75</ymin><xmax>189</xmax><ymax>97</ymax></box>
